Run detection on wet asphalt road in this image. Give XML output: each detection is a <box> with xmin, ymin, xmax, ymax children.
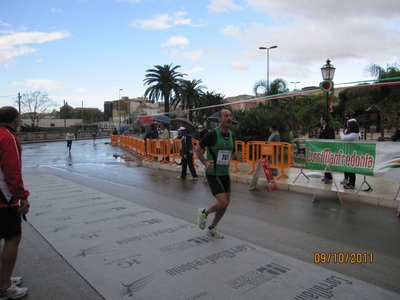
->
<box><xmin>15</xmin><ymin>138</ymin><xmax>400</xmax><ymax>298</ymax></box>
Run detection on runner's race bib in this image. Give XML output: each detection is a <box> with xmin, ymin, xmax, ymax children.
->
<box><xmin>217</xmin><ymin>150</ymin><xmax>232</xmax><ymax>165</ymax></box>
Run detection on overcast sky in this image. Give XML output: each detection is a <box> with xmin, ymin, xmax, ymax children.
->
<box><xmin>1</xmin><ymin>0</ymin><xmax>399</xmax><ymax>111</ymax></box>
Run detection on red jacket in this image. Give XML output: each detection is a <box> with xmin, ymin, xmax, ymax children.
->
<box><xmin>0</xmin><ymin>125</ymin><xmax>30</xmax><ymax>207</ymax></box>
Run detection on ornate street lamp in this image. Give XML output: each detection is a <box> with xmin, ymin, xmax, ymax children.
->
<box><xmin>320</xmin><ymin>59</ymin><xmax>336</xmax><ymax>115</ymax></box>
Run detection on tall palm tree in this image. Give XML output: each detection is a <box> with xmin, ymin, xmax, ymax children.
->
<box><xmin>143</xmin><ymin>64</ymin><xmax>185</xmax><ymax>116</ymax></box>
<box><xmin>171</xmin><ymin>78</ymin><xmax>206</xmax><ymax>122</ymax></box>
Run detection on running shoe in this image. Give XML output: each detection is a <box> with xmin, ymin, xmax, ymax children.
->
<box><xmin>176</xmin><ymin>175</ymin><xmax>185</xmax><ymax>180</ymax></box>
<box><xmin>197</xmin><ymin>208</ymin><xmax>207</xmax><ymax>230</ymax></box>
<box><xmin>207</xmin><ymin>227</ymin><xmax>224</xmax><ymax>239</ymax></box>
<box><xmin>10</xmin><ymin>277</ymin><xmax>22</xmax><ymax>286</ymax></box>
<box><xmin>189</xmin><ymin>176</ymin><xmax>198</xmax><ymax>181</ymax></box>
<box><xmin>0</xmin><ymin>285</ymin><xmax>28</xmax><ymax>299</ymax></box>
<box><xmin>343</xmin><ymin>184</ymin><xmax>354</xmax><ymax>189</ymax></box>
<box><xmin>340</xmin><ymin>179</ymin><xmax>348</xmax><ymax>185</ymax></box>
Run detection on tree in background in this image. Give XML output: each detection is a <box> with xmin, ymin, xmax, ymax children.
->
<box><xmin>143</xmin><ymin>64</ymin><xmax>185</xmax><ymax>116</ymax></box>
<box><xmin>197</xmin><ymin>91</ymin><xmax>226</xmax><ymax>125</ymax></box>
<box><xmin>172</xmin><ymin>78</ymin><xmax>206</xmax><ymax>123</ymax></box>
<box><xmin>338</xmin><ymin>63</ymin><xmax>400</xmax><ymax>136</ymax></box>
<box><xmin>252</xmin><ymin>78</ymin><xmax>288</xmax><ymax>96</ymax></box>
<box><xmin>18</xmin><ymin>91</ymin><xmax>57</xmax><ymax>128</ymax></box>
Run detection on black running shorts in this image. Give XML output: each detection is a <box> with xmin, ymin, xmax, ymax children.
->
<box><xmin>0</xmin><ymin>207</ymin><xmax>22</xmax><ymax>239</ymax></box>
<box><xmin>206</xmin><ymin>174</ymin><xmax>231</xmax><ymax>196</ymax></box>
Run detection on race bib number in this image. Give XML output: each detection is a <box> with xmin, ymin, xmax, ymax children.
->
<box><xmin>217</xmin><ymin>150</ymin><xmax>232</xmax><ymax>165</ymax></box>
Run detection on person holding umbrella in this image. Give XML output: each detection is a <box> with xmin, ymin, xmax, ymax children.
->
<box><xmin>177</xmin><ymin>127</ymin><xmax>198</xmax><ymax>180</ymax></box>
<box><xmin>194</xmin><ymin>107</ymin><xmax>242</xmax><ymax>239</ymax></box>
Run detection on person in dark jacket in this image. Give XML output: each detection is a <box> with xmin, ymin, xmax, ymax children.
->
<box><xmin>317</xmin><ymin>115</ymin><xmax>335</xmax><ymax>184</ymax></box>
<box><xmin>177</xmin><ymin>127</ymin><xmax>198</xmax><ymax>180</ymax></box>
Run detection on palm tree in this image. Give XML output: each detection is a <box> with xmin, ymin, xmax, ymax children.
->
<box><xmin>198</xmin><ymin>91</ymin><xmax>226</xmax><ymax>124</ymax></box>
<box><xmin>143</xmin><ymin>64</ymin><xmax>185</xmax><ymax>116</ymax></box>
<box><xmin>252</xmin><ymin>78</ymin><xmax>288</xmax><ymax>96</ymax></box>
<box><xmin>171</xmin><ymin>78</ymin><xmax>206</xmax><ymax>122</ymax></box>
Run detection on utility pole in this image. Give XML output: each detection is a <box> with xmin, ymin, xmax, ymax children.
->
<box><xmin>64</xmin><ymin>100</ymin><xmax>66</xmax><ymax>128</ymax></box>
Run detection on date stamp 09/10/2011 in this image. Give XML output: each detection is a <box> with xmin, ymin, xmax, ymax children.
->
<box><xmin>314</xmin><ymin>252</ymin><xmax>373</xmax><ymax>264</ymax></box>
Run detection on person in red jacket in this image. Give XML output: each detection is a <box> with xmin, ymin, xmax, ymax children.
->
<box><xmin>0</xmin><ymin>106</ymin><xmax>30</xmax><ymax>299</ymax></box>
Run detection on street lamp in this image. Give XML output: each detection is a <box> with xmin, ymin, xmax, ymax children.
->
<box><xmin>259</xmin><ymin>45</ymin><xmax>278</xmax><ymax>93</ymax></box>
<box><xmin>119</xmin><ymin>88</ymin><xmax>123</xmax><ymax>126</ymax></box>
<box><xmin>320</xmin><ymin>59</ymin><xmax>336</xmax><ymax>115</ymax></box>
<box><xmin>290</xmin><ymin>81</ymin><xmax>300</xmax><ymax>91</ymax></box>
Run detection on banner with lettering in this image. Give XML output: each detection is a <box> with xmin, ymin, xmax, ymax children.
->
<box><xmin>305</xmin><ymin>140</ymin><xmax>400</xmax><ymax>182</ymax></box>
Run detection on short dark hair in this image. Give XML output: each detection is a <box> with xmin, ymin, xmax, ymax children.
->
<box><xmin>218</xmin><ymin>107</ymin><xmax>232</xmax><ymax>117</ymax></box>
<box><xmin>347</xmin><ymin>120</ymin><xmax>360</xmax><ymax>133</ymax></box>
<box><xmin>0</xmin><ymin>106</ymin><xmax>19</xmax><ymax>124</ymax></box>
<box><xmin>321</xmin><ymin>115</ymin><xmax>329</xmax><ymax>123</ymax></box>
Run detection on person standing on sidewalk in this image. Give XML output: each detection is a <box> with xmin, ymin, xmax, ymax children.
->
<box><xmin>177</xmin><ymin>127</ymin><xmax>198</xmax><ymax>180</ymax></box>
<box><xmin>339</xmin><ymin>119</ymin><xmax>361</xmax><ymax>189</ymax></box>
<box><xmin>317</xmin><ymin>115</ymin><xmax>335</xmax><ymax>184</ymax></box>
<box><xmin>0</xmin><ymin>106</ymin><xmax>30</xmax><ymax>299</ymax></box>
<box><xmin>268</xmin><ymin>124</ymin><xmax>280</xmax><ymax>176</ymax></box>
<box><xmin>194</xmin><ymin>108</ymin><xmax>242</xmax><ymax>239</ymax></box>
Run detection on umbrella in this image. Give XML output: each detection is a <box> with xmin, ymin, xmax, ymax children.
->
<box><xmin>170</xmin><ymin>118</ymin><xmax>196</xmax><ymax>134</ymax></box>
<box><xmin>207</xmin><ymin>112</ymin><xmax>238</xmax><ymax>124</ymax></box>
<box><xmin>137</xmin><ymin>115</ymin><xmax>157</xmax><ymax>125</ymax></box>
<box><xmin>151</xmin><ymin>114</ymin><xmax>171</xmax><ymax>124</ymax></box>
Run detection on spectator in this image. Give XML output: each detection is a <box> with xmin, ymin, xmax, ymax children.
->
<box><xmin>0</xmin><ymin>106</ymin><xmax>30</xmax><ymax>299</ymax></box>
<box><xmin>150</xmin><ymin>124</ymin><xmax>159</xmax><ymax>139</ymax></box>
<box><xmin>143</xmin><ymin>128</ymin><xmax>151</xmax><ymax>140</ymax></box>
<box><xmin>160</xmin><ymin>124</ymin><xmax>170</xmax><ymax>162</ymax></box>
<box><xmin>176</xmin><ymin>127</ymin><xmax>198</xmax><ymax>180</ymax></box>
<box><xmin>339</xmin><ymin>119</ymin><xmax>361</xmax><ymax>189</ymax></box>
<box><xmin>160</xmin><ymin>124</ymin><xmax>169</xmax><ymax>139</ymax></box>
<box><xmin>268</xmin><ymin>124</ymin><xmax>280</xmax><ymax>176</ymax></box>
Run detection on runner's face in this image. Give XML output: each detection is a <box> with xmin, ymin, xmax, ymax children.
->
<box><xmin>219</xmin><ymin>109</ymin><xmax>232</xmax><ymax>127</ymax></box>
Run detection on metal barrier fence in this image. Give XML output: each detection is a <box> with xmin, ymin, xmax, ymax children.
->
<box><xmin>113</xmin><ymin>135</ymin><xmax>292</xmax><ymax>178</ymax></box>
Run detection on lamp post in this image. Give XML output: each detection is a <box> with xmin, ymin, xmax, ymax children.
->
<box><xmin>320</xmin><ymin>59</ymin><xmax>336</xmax><ymax>115</ymax></box>
<box><xmin>290</xmin><ymin>81</ymin><xmax>300</xmax><ymax>91</ymax></box>
<box><xmin>259</xmin><ymin>45</ymin><xmax>277</xmax><ymax>93</ymax></box>
<box><xmin>119</xmin><ymin>88</ymin><xmax>123</xmax><ymax>126</ymax></box>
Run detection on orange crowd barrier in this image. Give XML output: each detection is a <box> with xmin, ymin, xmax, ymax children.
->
<box><xmin>169</xmin><ymin>139</ymin><xmax>182</xmax><ymax>166</ymax></box>
<box><xmin>110</xmin><ymin>134</ymin><xmax>119</xmax><ymax>146</ymax></box>
<box><xmin>231</xmin><ymin>140</ymin><xmax>246</xmax><ymax>173</ymax></box>
<box><xmin>114</xmin><ymin>135</ymin><xmax>293</xmax><ymax>179</ymax></box>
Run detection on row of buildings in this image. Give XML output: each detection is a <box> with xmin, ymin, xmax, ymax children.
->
<box><xmin>22</xmin><ymin>94</ymin><xmax>259</xmax><ymax>129</ymax></box>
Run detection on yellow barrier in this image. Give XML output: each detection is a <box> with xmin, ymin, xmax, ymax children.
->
<box><xmin>245</xmin><ymin>141</ymin><xmax>291</xmax><ymax>179</ymax></box>
<box><xmin>169</xmin><ymin>139</ymin><xmax>182</xmax><ymax>166</ymax></box>
<box><xmin>267</xmin><ymin>142</ymin><xmax>292</xmax><ymax>179</ymax></box>
<box><xmin>114</xmin><ymin>135</ymin><xmax>292</xmax><ymax>179</ymax></box>
<box><xmin>110</xmin><ymin>134</ymin><xmax>119</xmax><ymax>146</ymax></box>
<box><xmin>192</xmin><ymin>139</ymin><xmax>199</xmax><ymax>167</ymax></box>
<box><xmin>231</xmin><ymin>140</ymin><xmax>246</xmax><ymax>173</ymax></box>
